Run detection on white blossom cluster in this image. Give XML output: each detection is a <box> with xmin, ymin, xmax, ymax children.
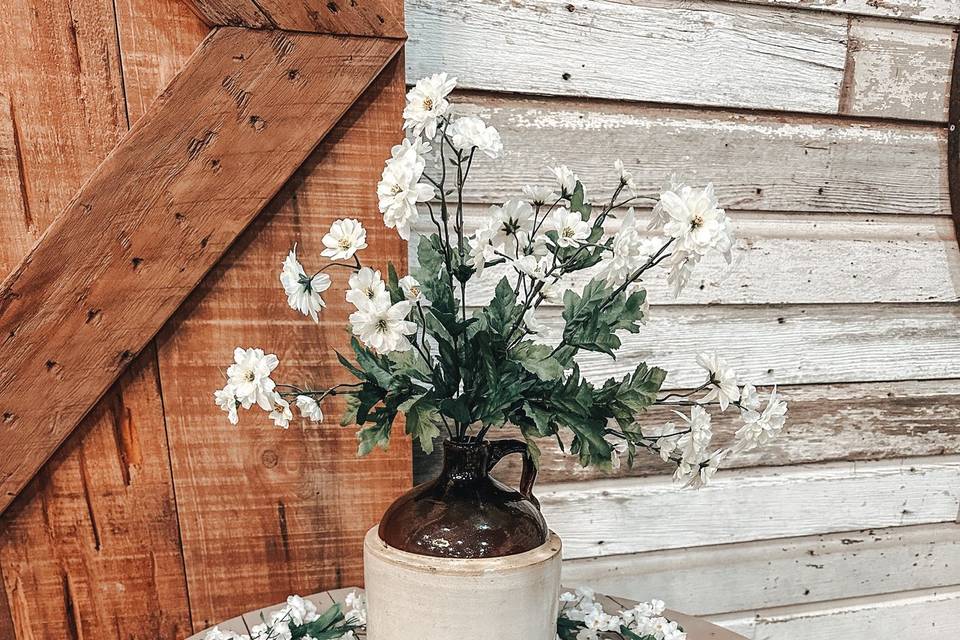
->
<box><xmin>558</xmin><ymin>587</ymin><xmax>684</xmax><ymax>640</ymax></box>
<box><xmin>213</xmin><ymin>72</ymin><xmax>787</xmax><ymax>489</ymax></box>
<box><xmin>201</xmin><ymin>594</ymin><xmax>360</xmax><ymax>640</ymax></box>
<box><xmin>614</xmin><ymin>353</ymin><xmax>787</xmax><ymax>488</ymax></box>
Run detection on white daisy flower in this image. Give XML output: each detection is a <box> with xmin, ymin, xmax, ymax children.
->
<box><xmin>660</xmin><ymin>183</ymin><xmax>734</xmax><ymax>258</ymax></box>
<box><xmin>295</xmin><ymin>396</ymin><xmax>323</xmax><ymax>423</ymax></box>
<box><xmin>321</xmin><ymin>218</ymin><xmax>367</xmax><ymax>261</ymax></box>
<box><xmin>614</xmin><ymin>158</ymin><xmax>638</xmax><ymax>195</ymax></box>
<box><xmin>226</xmin><ymin>347</ymin><xmax>279</xmax><ymax>411</ymax></box>
<box><xmin>402</xmin><ymin>72</ymin><xmax>456</xmax><ymax>139</ymax></box>
<box><xmin>268</xmin><ymin>393</ymin><xmax>293</xmax><ymax>429</ymax></box>
<box><xmin>377</xmin><ymin>146</ymin><xmax>435</xmax><ymax>240</ymax></box>
<box><xmin>522</xmin><ymin>184</ymin><xmax>558</xmax><ymax>207</ymax></box>
<box><xmin>280</xmin><ymin>246</ymin><xmax>330</xmax><ymax>323</ymax></box>
<box><xmin>448</xmin><ymin>115</ymin><xmax>503</xmax><ymax>159</ymax></box>
<box><xmin>548</xmin><ymin>165</ymin><xmax>579</xmax><ymax>196</ymax></box>
<box><xmin>346</xmin><ymin>267</ymin><xmax>390</xmax><ymax>310</ymax></box>
<box><xmin>399</xmin><ymin>275</ymin><xmax>429</xmax><ymax>305</ymax></box>
<box><xmin>214</xmin><ymin>385</ymin><xmax>239</xmax><ymax>425</ymax></box>
<box><xmin>545</xmin><ymin>206</ymin><xmax>590</xmax><ymax>248</ymax></box>
<box><xmin>489</xmin><ymin>198</ymin><xmax>534</xmax><ymax>255</ymax></box>
<box><xmin>349</xmin><ymin>300</ymin><xmax>418</xmax><ymax>354</ymax></box>
<box><xmin>696</xmin><ymin>352</ymin><xmax>740</xmax><ymax>411</ymax></box>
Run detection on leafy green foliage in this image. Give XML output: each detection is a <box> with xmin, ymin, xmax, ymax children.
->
<box><xmin>287</xmin><ymin>602</ymin><xmax>361</xmax><ymax>640</ymax></box>
<box><xmin>562</xmin><ymin>278</ymin><xmax>647</xmax><ymax>356</ymax></box>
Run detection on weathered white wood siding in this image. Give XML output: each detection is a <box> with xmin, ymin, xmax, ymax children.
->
<box><xmin>406</xmin><ymin>1</ymin><xmax>960</xmax><ymax>637</ymax></box>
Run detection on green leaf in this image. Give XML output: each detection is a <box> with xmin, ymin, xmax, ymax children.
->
<box><xmin>605</xmin><ymin>289</ymin><xmax>647</xmax><ymax>334</ymax></box>
<box><xmin>386</xmin><ymin>262</ymin><xmax>405</xmax><ymax>304</ymax></box>
<box><xmin>357</xmin><ymin>408</ymin><xmax>395</xmax><ymax>456</ymax></box>
<box><xmin>351</xmin><ymin>337</ymin><xmax>394</xmax><ymax>388</ymax></box>
<box><xmin>477</xmin><ymin>276</ymin><xmax>518</xmax><ymax>334</ymax></box>
<box><xmin>406</xmin><ymin>396</ymin><xmax>442</xmax><ymax>454</ymax></box>
<box><xmin>439</xmin><ymin>397</ymin><xmax>471</xmax><ymax>425</ymax></box>
<box><xmin>569</xmin><ymin>182</ymin><xmax>592</xmax><ymax>219</ymax></box>
<box><xmin>513</xmin><ymin>341</ymin><xmax>565</xmax><ymax>381</ymax></box>
<box><xmin>340</xmin><ymin>393</ymin><xmax>360</xmax><ymax>427</ymax></box>
<box><xmin>619</xmin><ymin>625</ymin><xmax>656</xmax><ymax>640</ymax></box>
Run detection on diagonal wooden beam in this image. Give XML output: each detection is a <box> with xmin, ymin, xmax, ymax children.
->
<box><xmin>0</xmin><ymin>26</ymin><xmax>402</xmax><ymax>515</ymax></box>
<box><xmin>185</xmin><ymin>0</ymin><xmax>405</xmax><ymax>37</ymax></box>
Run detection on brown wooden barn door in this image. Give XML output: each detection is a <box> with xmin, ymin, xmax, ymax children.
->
<box><xmin>0</xmin><ymin>1</ymin><xmax>410</xmax><ymax>637</ymax></box>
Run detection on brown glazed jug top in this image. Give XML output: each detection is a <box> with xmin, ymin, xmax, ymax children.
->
<box><xmin>378</xmin><ymin>438</ymin><xmax>548</xmax><ymax>559</ymax></box>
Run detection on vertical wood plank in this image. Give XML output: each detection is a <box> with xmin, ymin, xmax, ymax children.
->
<box><xmin>113</xmin><ymin>0</ymin><xmax>209</xmax><ymax>122</ymax></box>
<box><xmin>0</xmin><ymin>95</ymin><xmax>35</xmax><ymax>277</ymax></box>
<box><xmin>0</xmin><ymin>0</ymin><xmax>127</xmax><ymax>232</ymax></box>
<box><xmin>0</xmin><ymin>1</ymin><xmax>202</xmax><ymax>637</ymax></box>
<box><xmin>156</xmin><ymin>55</ymin><xmax>412</xmax><ymax>630</ymax></box>
<box><xmin>0</xmin><ymin>346</ymin><xmax>193</xmax><ymax>639</ymax></box>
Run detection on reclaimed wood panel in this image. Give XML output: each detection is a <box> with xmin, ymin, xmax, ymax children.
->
<box><xmin>842</xmin><ymin>18</ymin><xmax>955</xmax><ymax>122</ymax></box>
<box><xmin>114</xmin><ymin>0</ymin><xmax>209</xmax><ymax>122</ymax></box>
<box><xmin>0</xmin><ymin>28</ymin><xmax>402</xmax><ymax>516</ymax></box>
<box><xmin>187</xmin><ymin>0</ymin><xmax>405</xmax><ymax>36</ymax></box>
<box><xmin>407</xmin><ymin>0</ymin><xmax>848</xmax><ymax>115</ymax></box>
<box><xmin>0</xmin><ymin>96</ymin><xmax>34</xmax><ymax>276</ymax></box>
<box><xmin>712</xmin><ymin>586</ymin><xmax>960</xmax><ymax>639</ymax></box>
<box><xmin>563</xmin><ymin>523</ymin><xmax>960</xmax><ymax>615</ymax></box>
<box><xmin>485</xmin><ymin>379</ymin><xmax>960</xmax><ymax>484</ymax></box>
<box><xmin>737</xmin><ymin>0</ymin><xmax>960</xmax><ymax>24</ymax></box>
<box><xmin>0</xmin><ymin>0</ymin><xmax>127</xmax><ymax>233</ymax></box>
<box><xmin>452</xmin><ymin>211</ymin><xmax>960</xmax><ymax>305</ymax></box>
<box><xmin>539</xmin><ymin>456</ymin><xmax>960</xmax><ymax>559</ymax></box>
<box><xmin>0</xmin><ymin>346</ymin><xmax>193</xmax><ymax>640</ymax></box>
<box><xmin>433</xmin><ymin>95</ymin><xmax>949</xmax><ymax>215</ymax></box>
<box><xmin>407</xmin><ymin>0</ymin><xmax>956</xmax><ymax>121</ymax></box>
<box><xmin>156</xmin><ymin>57</ymin><xmax>412</xmax><ymax>631</ymax></box>
<box><xmin>519</xmin><ymin>304</ymin><xmax>960</xmax><ymax>389</ymax></box>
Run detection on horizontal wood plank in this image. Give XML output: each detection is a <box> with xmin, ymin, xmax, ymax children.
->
<box><xmin>524</xmin><ymin>304</ymin><xmax>960</xmax><ymax>389</ymax></box>
<box><xmin>735</xmin><ymin>0</ymin><xmax>960</xmax><ymax>24</ymax></box>
<box><xmin>407</xmin><ymin>0</ymin><xmax>848</xmax><ymax>114</ymax></box>
<box><xmin>562</xmin><ymin>523</ymin><xmax>960</xmax><ymax>616</ymax></box>
<box><xmin>407</xmin><ymin>0</ymin><xmax>956</xmax><ymax>120</ymax></box>
<box><xmin>433</xmin><ymin>94</ymin><xmax>949</xmax><ymax>215</ymax></box>
<box><xmin>711</xmin><ymin>586</ymin><xmax>960</xmax><ymax>639</ymax></box>
<box><xmin>449</xmin><ymin>211</ymin><xmax>960</xmax><ymax>306</ymax></box>
<box><xmin>485</xmin><ymin>379</ymin><xmax>960</xmax><ymax>484</ymax></box>
<box><xmin>842</xmin><ymin>18</ymin><xmax>955</xmax><ymax>122</ymax></box>
<box><xmin>539</xmin><ymin>456</ymin><xmax>960</xmax><ymax>559</ymax></box>
<box><xmin>0</xmin><ymin>28</ymin><xmax>402</xmax><ymax>515</ymax></box>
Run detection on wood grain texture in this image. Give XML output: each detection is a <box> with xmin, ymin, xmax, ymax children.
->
<box><xmin>483</xmin><ymin>379</ymin><xmax>960</xmax><ymax>485</ymax></box>
<box><xmin>114</xmin><ymin>0</ymin><xmax>209</xmax><ymax>122</ymax></box>
<box><xmin>156</xmin><ymin>57</ymin><xmax>412</xmax><ymax>631</ymax></box>
<box><xmin>0</xmin><ymin>95</ymin><xmax>35</xmax><ymax>276</ymax></box>
<box><xmin>563</xmin><ymin>523</ymin><xmax>960</xmax><ymax>616</ymax></box>
<box><xmin>186</xmin><ymin>0</ymin><xmax>405</xmax><ymax>36</ymax></box>
<box><xmin>525</xmin><ymin>304</ymin><xmax>960</xmax><ymax>389</ymax></box>
<box><xmin>451</xmin><ymin>210</ymin><xmax>960</xmax><ymax>305</ymax></box>
<box><xmin>539</xmin><ymin>456</ymin><xmax>960</xmax><ymax>559</ymax></box>
<box><xmin>0</xmin><ymin>28</ymin><xmax>402</xmax><ymax>516</ymax></box>
<box><xmin>0</xmin><ymin>346</ymin><xmax>192</xmax><ymax>640</ymax></box>
<box><xmin>407</xmin><ymin>0</ymin><xmax>848</xmax><ymax>115</ymax></box>
<box><xmin>0</xmin><ymin>0</ymin><xmax>128</xmax><ymax>232</ymax></box>
<box><xmin>712</xmin><ymin>586</ymin><xmax>960</xmax><ymax>639</ymax></box>
<box><xmin>841</xmin><ymin>18</ymin><xmax>955</xmax><ymax>122</ymax></box>
<box><xmin>432</xmin><ymin>94</ymin><xmax>949</xmax><ymax>215</ymax></box>
<box><xmin>407</xmin><ymin>0</ymin><xmax>956</xmax><ymax>121</ymax></box>
<box><xmin>735</xmin><ymin>0</ymin><xmax>960</xmax><ymax>24</ymax></box>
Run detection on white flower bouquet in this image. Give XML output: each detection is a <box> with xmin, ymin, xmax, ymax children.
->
<box><xmin>214</xmin><ymin>73</ymin><xmax>787</xmax><ymax>487</ymax></box>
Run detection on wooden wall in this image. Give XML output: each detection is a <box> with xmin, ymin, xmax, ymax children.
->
<box><xmin>0</xmin><ymin>2</ymin><xmax>410</xmax><ymax>638</ymax></box>
<box><xmin>406</xmin><ymin>1</ymin><xmax>960</xmax><ymax>638</ymax></box>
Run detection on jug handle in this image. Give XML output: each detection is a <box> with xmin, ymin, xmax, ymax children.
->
<box><xmin>487</xmin><ymin>439</ymin><xmax>539</xmax><ymax>509</ymax></box>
